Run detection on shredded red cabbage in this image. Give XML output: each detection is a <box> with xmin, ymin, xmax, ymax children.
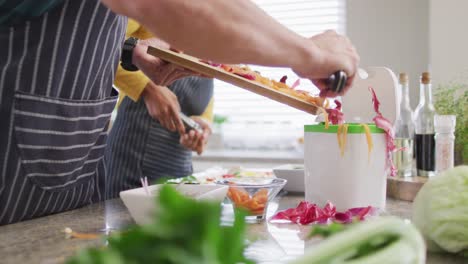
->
<box><xmin>234</xmin><ymin>73</ymin><xmax>256</xmax><ymax>80</ymax></box>
<box><xmin>334</xmin><ymin>100</ymin><xmax>342</xmax><ymax>111</ymax></box>
<box><xmin>200</xmin><ymin>59</ymin><xmax>222</xmax><ymax>67</ymax></box>
<box><xmin>291</xmin><ymin>79</ymin><xmax>301</xmax><ymax>89</ymax></box>
<box><xmin>325</xmin><ymin>100</ymin><xmax>344</xmax><ymax>125</ymax></box>
<box><xmin>279</xmin><ymin>75</ymin><xmax>288</xmax><ymax>83</ymax></box>
<box><xmin>270</xmin><ymin>201</ymin><xmax>374</xmax><ymax>225</ymax></box>
<box><xmin>368</xmin><ymin>87</ymin><xmax>397</xmax><ymax>176</ymax></box>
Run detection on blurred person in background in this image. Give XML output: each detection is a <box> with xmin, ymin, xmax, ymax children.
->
<box><xmin>105</xmin><ymin>21</ymin><xmax>214</xmax><ymax>199</ymax></box>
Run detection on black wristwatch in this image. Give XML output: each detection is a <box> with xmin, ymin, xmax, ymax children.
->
<box><xmin>121</xmin><ymin>37</ymin><xmax>139</xmax><ymax>71</ymax></box>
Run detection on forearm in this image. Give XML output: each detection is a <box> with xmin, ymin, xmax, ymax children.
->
<box><xmin>101</xmin><ymin>0</ymin><xmax>317</xmax><ymax>69</ymax></box>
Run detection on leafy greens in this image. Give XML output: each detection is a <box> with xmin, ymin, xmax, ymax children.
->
<box><xmin>67</xmin><ymin>185</ymin><xmax>253</xmax><ymax>264</ymax></box>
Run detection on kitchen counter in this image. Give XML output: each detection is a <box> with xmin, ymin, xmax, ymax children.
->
<box><xmin>0</xmin><ymin>195</ymin><xmax>464</xmax><ymax>264</ymax></box>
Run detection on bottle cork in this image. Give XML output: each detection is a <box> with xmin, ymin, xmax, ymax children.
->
<box><xmin>421</xmin><ymin>72</ymin><xmax>431</xmax><ymax>84</ymax></box>
<box><xmin>399</xmin><ymin>73</ymin><xmax>408</xmax><ymax>84</ymax></box>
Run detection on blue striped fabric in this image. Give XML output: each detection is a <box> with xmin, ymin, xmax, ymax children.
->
<box><xmin>0</xmin><ymin>0</ymin><xmax>126</xmax><ymax>225</ymax></box>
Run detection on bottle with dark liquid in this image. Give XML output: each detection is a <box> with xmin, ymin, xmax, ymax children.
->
<box><xmin>414</xmin><ymin>72</ymin><xmax>436</xmax><ymax>177</ymax></box>
<box><xmin>393</xmin><ymin>73</ymin><xmax>414</xmax><ymax>177</ymax></box>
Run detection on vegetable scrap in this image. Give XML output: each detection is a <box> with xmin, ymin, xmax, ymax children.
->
<box><xmin>336</xmin><ymin>123</ymin><xmax>349</xmax><ymax>156</ymax></box>
<box><xmin>270</xmin><ymin>201</ymin><xmax>375</xmax><ymax>225</ymax></box>
<box><xmin>361</xmin><ymin>123</ymin><xmax>374</xmax><ymax>161</ymax></box>
<box><xmin>369</xmin><ymin>87</ymin><xmax>397</xmax><ymax>176</ymax></box>
<box><xmin>326</xmin><ymin>99</ymin><xmax>344</xmax><ymax>125</ymax></box>
<box><xmin>227</xmin><ymin>187</ymin><xmax>268</xmax><ymax>216</ymax></box>
<box><xmin>165</xmin><ymin>175</ymin><xmax>199</xmax><ymax>184</ymax></box>
<box><xmin>200</xmin><ymin>60</ymin><xmax>339</xmax><ymax>127</ymax></box>
<box><xmin>64</xmin><ymin>227</ymin><xmax>100</xmax><ymax>240</ymax></box>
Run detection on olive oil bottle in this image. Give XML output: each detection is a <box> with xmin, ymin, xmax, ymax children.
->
<box><xmin>393</xmin><ymin>73</ymin><xmax>414</xmax><ymax>177</ymax></box>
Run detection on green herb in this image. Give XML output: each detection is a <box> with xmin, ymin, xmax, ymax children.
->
<box><xmin>165</xmin><ymin>175</ymin><xmax>199</xmax><ymax>184</ymax></box>
<box><xmin>213</xmin><ymin>114</ymin><xmax>228</xmax><ymax>125</ymax></box>
<box><xmin>434</xmin><ymin>84</ymin><xmax>468</xmax><ymax>164</ymax></box>
<box><xmin>67</xmin><ymin>185</ymin><xmax>254</xmax><ymax>264</ymax></box>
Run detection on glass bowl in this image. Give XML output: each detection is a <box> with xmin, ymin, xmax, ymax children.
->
<box><xmin>216</xmin><ymin>178</ymin><xmax>287</xmax><ymax>223</ymax></box>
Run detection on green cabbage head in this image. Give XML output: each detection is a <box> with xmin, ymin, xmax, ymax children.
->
<box><xmin>413</xmin><ymin>165</ymin><xmax>468</xmax><ymax>254</ymax></box>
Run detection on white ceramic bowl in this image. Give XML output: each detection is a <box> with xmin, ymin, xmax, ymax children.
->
<box><xmin>273</xmin><ymin>164</ymin><xmax>305</xmax><ymax>193</ymax></box>
<box><xmin>120</xmin><ymin>184</ymin><xmax>228</xmax><ymax>225</ymax></box>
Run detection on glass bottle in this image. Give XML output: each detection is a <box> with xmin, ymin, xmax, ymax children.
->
<box><xmin>434</xmin><ymin>115</ymin><xmax>456</xmax><ymax>173</ymax></box>
<box><xmin>393</xmin><ymin>73</ymin><xmax>414</xmax><ymax>177</ymax></box>
<box><xmin>414</xmin><ymin>72</ymin><xmax>436</xmax><ymax>177</ymax></box>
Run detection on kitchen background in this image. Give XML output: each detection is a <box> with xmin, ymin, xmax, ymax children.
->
<box><xmin>192</xmin><ymin>0</ymin><xmax>467</xmax><ymax>171</ymax></box>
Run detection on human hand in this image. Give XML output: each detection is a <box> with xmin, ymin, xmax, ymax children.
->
<box><xmin>179</xmin><ymin>116</ymin><xmax>212</xmax><ymax>155</ymax></box>
<box><xmin>142</xmin><ymin>82</ymin><xmax>185</xmax><ymax>134</ymax></box>
<box><xmin>133</xmin><ymin>38</ymin><xmax>196</xmax><ymax>86</ymax></box>
<box><xmin>293</xmin><ymin>30</ymin><xmax>359</xmax><ymax>98</ymax></box>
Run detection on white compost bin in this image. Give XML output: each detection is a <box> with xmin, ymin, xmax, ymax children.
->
<box><xmin>304</xmin><ymin>124</ymin><xmax>386</xmax><ymax>210</ymax></box>
<box><xmin>304</xmin><ymin>67</ymin><xmax>399</xmax><ymax>211</ymax></box>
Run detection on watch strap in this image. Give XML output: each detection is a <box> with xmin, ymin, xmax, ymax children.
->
<box><xmin>121</xmin><ymin>37</ymin><xmax>139</xmax><ymax>71</ymax></box>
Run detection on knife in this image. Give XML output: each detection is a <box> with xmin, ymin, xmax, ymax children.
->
<box><xmin>179</xmin><ymin>112</ymin><xmax>203</xmax><ymax>133</ymax></box>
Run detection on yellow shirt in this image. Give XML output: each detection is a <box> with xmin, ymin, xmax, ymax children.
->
<box><xmin>115</xmin><ymin>19</ymin><xmax>214</xmax><ymax>121</ymax></box>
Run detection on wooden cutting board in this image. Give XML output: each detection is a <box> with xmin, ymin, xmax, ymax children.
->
<box><xmin>147</xmin><ymin>46</ymin><xmax>320</xmax><ymax>114</ymax></box>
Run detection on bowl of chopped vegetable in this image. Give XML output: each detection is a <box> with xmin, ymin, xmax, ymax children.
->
<box><xmin>216</xmin><ymin>177</ymin><xmax>287</xmax><ymax>223</ymax></box>
<box><xmin>120</xmin><ymin>184</ymin><xmax>228</xmax><ymax>225</ymax></box>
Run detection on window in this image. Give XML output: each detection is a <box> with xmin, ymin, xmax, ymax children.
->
<box><xmin>213</xmin><ymin>0</ymin><xmax>346</xmax><ymax>150</ymax></box>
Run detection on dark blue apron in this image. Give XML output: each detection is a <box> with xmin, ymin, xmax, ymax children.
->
<box><xmin>105</xmin><ymin>77</ymin><xmax>213</xmax><ymax>199</ymax></box>
<box><xmin>0</xmin><ymin>0</ymin><xmax>126</xmax><ymax>225</ymax></box>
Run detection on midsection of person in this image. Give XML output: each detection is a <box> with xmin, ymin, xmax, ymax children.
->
<box><xmin>105</xmin><ymin>20</ymin><xmax>214</xmax><ymax>198</ymax></box>
<box><xmin>105</xmin><ymin>76</ymin><xmax>213</xmax><ymax>198</ymax></box>
<box><xmin>0</xmin><ymin>0</ymin><xmax>126</xmax><ymax>225</ymax></box>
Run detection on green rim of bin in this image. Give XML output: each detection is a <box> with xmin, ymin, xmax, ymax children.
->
<box><xmin>304</xmin><ymin>123</ymin><xmax>385</xmax><ymax>134</ymax></box>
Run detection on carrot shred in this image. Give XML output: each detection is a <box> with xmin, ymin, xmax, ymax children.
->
<box><xmin>361</xmin><ymin>124</ymin><xmax>374</xmax><ymax>162</ymax></box>
<box><xmin>341</xmin><ymin>124</ymin><xmax>349</xmax><ymax>156</ymax></box>
<box><xmin>337</xmin><ymin>124</ymin><xmax>343</xmax><ymax>156</ymax></box>
<box><xmin>64</xmin><ymin>227</ymin><xmax>100</xmax><ymax>240</ymax></box>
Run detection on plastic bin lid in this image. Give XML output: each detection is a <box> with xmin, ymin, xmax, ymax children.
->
<box><xmin>341</xmin><ymin>67</ymin><xmax>399</xmax><ymax>124</ymax></box>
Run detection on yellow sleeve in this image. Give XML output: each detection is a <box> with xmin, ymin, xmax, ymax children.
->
<box><xmin>114</xmin><ymin>64</ymin><xmax>149</xmax><ymax>102</ymax></box>
<box><xmin>114</xmin><ymin>20</ymin><xmax>153</xmax><ymax>102</ymax></box>
<box><xmin>194</xmin><ymin>97</ymin><xmax>214</xmax><ymax>123</ymax></box>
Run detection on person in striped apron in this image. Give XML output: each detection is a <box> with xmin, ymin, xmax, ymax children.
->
<box><xmin>0</xmin><ymin>0</ymin><xmax>128</xmax><ymax>226</ymax></box>
<box><xmin>0</xmin><ymin>1</ymin><xmax>194</xmax><ymax>226</ymax></box>
<box><xmin>105</xmin><ymin>20</ymin><xmax>214</xmax><ymax>198</ymax></box>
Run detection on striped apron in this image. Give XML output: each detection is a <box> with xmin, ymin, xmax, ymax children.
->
<box><xmin>0</xmin><ymin>0</ymin><xmax>127</xmax><ymax>225</ymax></box>
<box><xmin>105</xmin><ymin>77</ymin><xmax>213</xmax><ymax>199</ymax></box>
